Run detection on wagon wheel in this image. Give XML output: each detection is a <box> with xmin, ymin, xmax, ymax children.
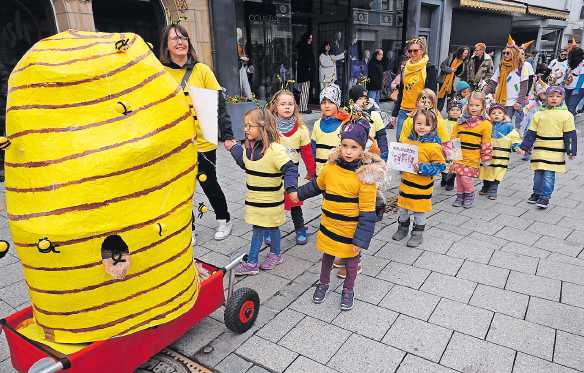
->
<box><xmin>224</xmin><ymin>287</ymin><xmax>259</xmax><ymax>333</ymax></box>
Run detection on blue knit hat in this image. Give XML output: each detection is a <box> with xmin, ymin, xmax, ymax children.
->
<box><xmin>546</xmin><ymin>85</ymin><xmax>565</xmax><ymax>97</ymax></box>
<box><xmin>454</xmin><ymin>80</ymin><xmax>471</xmax><ymax>93</ymax></box>
<box><xmin>341</xmin><ymin>119</ymin><xmax>370</xmax><ymax>149</ymax></box>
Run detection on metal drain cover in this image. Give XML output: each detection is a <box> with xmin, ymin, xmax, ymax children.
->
<box><xmin>136</xmin><ymin>348</ymin><xmax>213</xmax><ymax>373</ymax></box>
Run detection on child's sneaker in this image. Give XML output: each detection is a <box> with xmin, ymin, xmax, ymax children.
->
<box><xmin>452</xmin><ymin>194</ymin><xmax>464</xmax><ymax>207</ymax></box>
<box><xmin>527</xmin><ymin>193</ymin><xmax>539</xmax><ymax>204</ymax></box>
<box><xmin>260</xmin><ymin>253</ymin><xmax>283</xmax><ymax>270</ymax></box>
<box><xmin>340</xmin><ymin>289</ymin><xmax>354</xmax><ymax>311</ymax></box>
<box><xmin>333</xmin><ymin>258</ymin><xmax>346</xmax><ymax>268</ymax></box>
<box><xmin>536</xmin><ymin>197</ymin><xmax>549</xmax><ymax>209</ymax></box>
<box><xmin>313</xmin><ymin>283</ymin><xmax>329</xmax><ymax>303</ymax></box>
<box><xmin>336</xmin><ymin>263</ymin><xmax>363</xmax><ymax>279</ymax></box>
<box><xmin>235</xmin><ymin>262</ymin><xmax>259</xmax><ymax>276</ymax></box>
<box><xmin>463</xmin><ymin>192</ymin><xmax>475</xmax><ymax>208</ymax></box>
<box><xmin>295</xmin><ymin>227</ymin><xmax>308</xmax><ymax>245</ymax></box>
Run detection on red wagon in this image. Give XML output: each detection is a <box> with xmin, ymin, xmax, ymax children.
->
<box><xmin>0</xmin><ymin>254</ymin><xmax>258</xmax><ymax>373</ymax></box>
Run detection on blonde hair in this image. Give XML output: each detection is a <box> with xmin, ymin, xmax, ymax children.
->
<box><xmin>243</xmin><ymin>108</ymin><xmax>280</xmax><ymax>155</ymax></box>
<box><xmin>416</xmin><ymin>88</ymin><xmax>438</xmax><ymax>110</ymax></box>
<box><xmin>465</xmin><ymin>91</ymin><xmax>487</xmax><ymax>115</ymax></box>
<box><xmin>407</xmin><ymin>37</ymin><xmax>427</xmax><ymax>54</ymax></box>
<box><xmin>267</xmin><ymin>90</ymin><xmax>305</xmax><ymax>128</ymax></box>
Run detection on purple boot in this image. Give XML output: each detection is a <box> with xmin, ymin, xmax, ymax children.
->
<box><xmin>463</xmin><ymin>192</ymin><xmax>475</xmax><ymax>208</ymax></box>
<box><xmin>260</xmin><ymin>253</ymin><xmax>283</xmax><ymax>270</ymax></box>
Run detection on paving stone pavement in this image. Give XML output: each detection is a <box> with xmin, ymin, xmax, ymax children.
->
<box><xmin>1</xmin><ymin>111</ymin><xmax>584</xmax><ymax>373</ymax></box>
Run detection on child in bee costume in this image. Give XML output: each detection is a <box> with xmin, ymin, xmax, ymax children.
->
<box><xmin>479</xmin><ymin>104</ymin><xmax>521</xmax><ymax>200</ymax></box>
<box><xmin>3</xmin><ymin>31</ymin><xmax>199</xmax><ymax>345</ymax></box>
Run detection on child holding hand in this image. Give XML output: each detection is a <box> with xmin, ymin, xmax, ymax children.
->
<box><xmin>228</xmin><ymin>109</ymin><xmax>298</xmax><ymax>275</ymax></box>
<box><xmin>518</xmin><ymin>86</ymin><xmax>577</xmax><ymax>209</ymax></box>
<box><xmin>447</xmin><ymin>91</ymin><xmax>493</xmax><ymax>208</ymax></box>
<box><xmin>441</xmin><ymin>100</ymin><xmax>463</xmax><ymax>190</ymax></box>
<box><xmin>479</xmin><ymin>104</ymin><xmax>521</xmax><ymax>200</ymax></box>
<box><xmin>290</xmin><ymin>119</ymin><xmax>386</xmax><ymax>311</ymax></box>
<box><xmin>268</xmin><ymin>90</ymin><xmax>316</xmax><ymax>244</ymax></box>
<box><xmin>392</xmin><ymin>109</ymin><xmax>445</xmax><ymax>247</ymax></box>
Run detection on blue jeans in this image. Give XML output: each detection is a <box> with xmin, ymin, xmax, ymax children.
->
<box><xmin>248</xmin><ymin>226</ymin><xmax>280</xmax><ymax>264</ymax></box>
<box><xmin>533</xmin><ymin>170</ymin><xmax>556</xmax><ymax>199</ymax></box>
<box><xmin>368</xmin><ymin>90</ymin><xmax>381</xmax><ymax>103</ymax></box>
<box><xmin>566</xmin><ymin>89</ymin><xmax>584</xmax><ymax>115</ymax></box>
<box><xmin>396</xmin><ymin>109</ymin><xmax>410</xmax><ymax>141</ymax></box>
<box><xmin>505</xmin><ymin>106</ymin><xmax>524</xmax><ymax>131</ymax></box>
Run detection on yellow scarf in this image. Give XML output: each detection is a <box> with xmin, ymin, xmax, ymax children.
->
<box><xmin>401</xmin><ymin>55</ymin><xmax>429</xmax><ymax>110</ymax></box>
<box><xmin>495</xmin><ymin>59</ymin><xmax>515</xmax><ymax>105</ymax></box>
<box><xmin>438</xmin><ymin>58</ymin><xmax>463</xmax><ymax>99</ymax></box>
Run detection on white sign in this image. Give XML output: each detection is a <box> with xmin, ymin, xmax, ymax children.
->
<box><xmin>450</xmin><ymin>138</ymin><xmax>463</xmax><ymax>161</ymax></box>
<box><xmin>188</xmin><ymin>86</ymin><xmax>218</xmax><ymax>145</ymax></box>
<box><xmin>388</xmin><ymin>142</ymin><xmax>418</xmax><ymax>173</ymax></box>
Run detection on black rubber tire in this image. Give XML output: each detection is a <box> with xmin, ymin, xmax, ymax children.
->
<box><xmin>224</xmin><ymin>287</ymin><xmax>260</xmax><ymax>333</ymax></box>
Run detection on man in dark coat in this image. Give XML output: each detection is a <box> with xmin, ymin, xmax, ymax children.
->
<box><xmin>297</xmin><ymin>32</ymin><xmax>316</xmax><ymax>113</ymax></box>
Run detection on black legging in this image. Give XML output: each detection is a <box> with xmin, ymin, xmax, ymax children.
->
<box><xmin>197</xmin><ymin>149</ymin><xmax>230</xmax><ymax>222</ymax></box>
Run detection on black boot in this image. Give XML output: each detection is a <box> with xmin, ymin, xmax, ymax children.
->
<box><xmin>440</xmin><ymin>172</ymin><xmax>447</xmax><ymax>187</ymax></box>
<box><xmin>445</xmin><ymin>173</ymin><xmax>455</xmax><ymax>191</ymax></box>
<box><xmin>479</xmin><ymin>181</ymin><xmax>490</xmax><ymax>195</ymax></box>
<box><xmin>488</xmin><ymin>181</ymin><xmax>499</xmax><ymax>200</ymax></box>
<box><xmin>392</xmin><ymin>219</ymin><xmax>410</xmax><ymax>241</ymax></box>
<box><xmin>407</xmin><ymin>224</ymin><xmax>425</xmax><ymax>247</ymax></box>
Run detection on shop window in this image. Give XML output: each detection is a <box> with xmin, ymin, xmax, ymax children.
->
<box><xmin>1</xmin><ymin>0</ymin><xmax>57</xmax><ymax>176</ymax></box>
<box><xmin>92</xmin><ymin>0</ymin><xmax>166</xmax><ymax>53</ymax></box>
<box><xmin>420</xmin><ymin>5</ymin><xmax>433</xmax><ymax>29</ymax></box>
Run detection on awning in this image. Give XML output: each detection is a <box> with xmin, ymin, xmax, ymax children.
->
<box><xmin>459</xmin><ymin>0</ymin><xmax>526</xmax><ymax>15</ymax></box>
<box><xmin>527</xmin><ymin>5</ymin><xmax>569</xmax><ymax>20</ymax></box>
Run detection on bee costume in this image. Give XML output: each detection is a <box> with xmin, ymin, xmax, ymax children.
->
<box><xmin>3</xmin><ymin>31</ymin><xmax>199</xmax><ymax>344</ymax></box>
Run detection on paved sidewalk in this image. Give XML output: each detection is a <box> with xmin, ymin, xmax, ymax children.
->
<box><xmin>2</xmin><ymin>114</ymin><xmax>584</xmax><ymax>373</ymax></box>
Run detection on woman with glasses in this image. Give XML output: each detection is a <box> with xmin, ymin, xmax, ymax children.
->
<box><xmin>483</xmin><ymin>36</ymin><xmax>529</xmax><ymax>130</ymax></box>
<box><xmin>159</xmin><ymin>24</ymin><xmax>235</xmax><ymax>241</ymax></box>
<box><xmin>390</xmin><ymin>37</ymin><xmax>438</xmax><ymax>141</ymax></box>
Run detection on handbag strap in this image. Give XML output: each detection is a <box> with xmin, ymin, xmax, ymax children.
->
<box><xmin>180</xmin><ymin>66</ymin><xmax>194</xmax><ymax>89</ymax></box>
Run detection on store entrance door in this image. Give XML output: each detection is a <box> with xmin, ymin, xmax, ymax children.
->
<box><xmin>316</xmin><ymin>21</ymin><xmax>350</xmax><ymax>95</ymax></box>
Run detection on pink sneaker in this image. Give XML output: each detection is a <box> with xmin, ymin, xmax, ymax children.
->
<box><xmin>235</xmin><ymin>262</ymin><xmax>259</xmax><ymax>276</ymax></box>
<box><xmin>260</xmin><ymin>253</ymin><xmax>283</xmax><ymax>270</ymax></box>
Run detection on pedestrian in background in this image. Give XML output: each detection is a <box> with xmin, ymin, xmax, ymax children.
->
<box><xmin>160</xmin><ymin>24</ymin><xmax>235</xmax><ymax>241</ymax></box>
<box><xmin>367</xmin><ymin>49</ymin><xmax>386</xmax><ymax>104</ymax></box>
<box><xmin>467</xmin><ymin>42</ymin><xmax>494</xmax><ymax>89</ymax></box>
<box><xmin>437</xmin><ymin>46</ymin><xmax>469</xmax><ymax>111</ymax></box>
<box><xmin>291</xmin><ymin>119</ymin><xmax>385</xmax><ymax>311</ymax></box>
<box><xmin>296</xmin><ymin>32</ymin><xmax>316</xmax><ymax>114</ymax></box>
<box><xmin>319</xmin><ymin>41</ymin><xmax>345</xmax><ymax>90</ymax></box>
<box><xmin>391</xmin><ymin>37</ymin><xmax>438</xmax><ymax>141</ymax></box>
<box><xmin>227</xmin><ymin>109</ymin><xmax>298</xmax><ymax>275</ymax></box>
<box><xmin>518</xmin><ymin>86</ymin><xmax>577</xmax><ymax>209</ymax></box>
<box><xmin>565</xmin><ymin>47</ymin><xmax>584</xmax><ymax>115</ymax></box>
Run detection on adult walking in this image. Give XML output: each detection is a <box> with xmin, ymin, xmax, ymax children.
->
<box><xmin>437</xmin><ymin>46</ymin><xmax>470</xmax><ymax>111</ymax></box>
<box><xmin>296</xmin><ymin>32</ymin><xmax>316</xmax><ymax>114</ymax></box>
<box><xmin>565</xmin><ymin>47</ymin><xmax>584</xmax><ymax>115</ymax></box>
<box><xmin>367</xmin><ymin>49</ymin><xmax>386</xmax><ymax>103</ymax></box>
<box><xmin>319</xmin><ymin>41</ymin><xmax>345</xmax><ymax>90</ymax></box>
<box><xmin>467</xmin><ymin>42</ymin><xmax>494</xmax><ymax>89</ymax></box>
<box><xmin>483</xmin><ymin>37</ymin><xmax>529</xmax><ymax>130</ymax></box>
<box><xmin>390</xmin><ymin>37</ymin><xmax>438</xmax><ymax>141</ymax></box>
<box><xmin>548</xmin><ymin>48</ymin><xmax>569</xmax><ymax>85</ymax></box>
<box><xmin>160</xmin><ymin>24</ymin><xmax>235</xmax><ymax>240</ymax></box>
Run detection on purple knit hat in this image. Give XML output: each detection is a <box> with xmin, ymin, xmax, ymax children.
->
<box><xmin>341</xmin><ymin>119</ymin><xmax>370</xmax><ymax>149</ymax></box>
<box><xmin>488</xmin><ymin>104</ymin><xmax>506</xmax><ymax>115</ymax></box>
<box><xmin>546</xmin><ymin>85</ymin><xmax>565</xmax><ymax>97</ymax></box>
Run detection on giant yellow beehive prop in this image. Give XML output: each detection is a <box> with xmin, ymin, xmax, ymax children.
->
<box><xmin>4</xmin><ymin>30</ymin><xmax>199</xmax><ymax>343</ymax></box>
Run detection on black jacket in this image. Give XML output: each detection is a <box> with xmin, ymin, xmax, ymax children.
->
<box><xmin>367</xmin><ymin>59</ymin><xmax>385</xmax><ymax>91</ymax></box>
<box><xmin>391</xmin><ymin>63</ymin><xmax>438</xmax><ymax>117</ymax></box>
<box><xmin>297</xmin><ymin>43</ymin><xmax>316</xmax><ymax>83</ymax></box>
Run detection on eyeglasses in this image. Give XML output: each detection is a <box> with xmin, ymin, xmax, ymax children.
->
<box><xmin>408</xmin><ymin>49</ymin><xmax>421</xmax><ymax>54</ymax></box>
<box><xmin>170</xmin><ymin>35</ymin><xmax>189</xmax><ymax>43</ymax></box>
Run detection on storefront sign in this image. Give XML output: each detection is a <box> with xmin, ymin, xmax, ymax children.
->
<box><xmin>381</xmin><ymin>14</ymin><xmax>394</xmax><ymax>26</ymax></box>
<box><xmin>249</xmin><ymin>14</ymin><xmax>279</xmax><ymax>25</ymax></box>
<box><xmin>353</xmin><ymin>9</ymin><xmax>369</xmax><ymax>25</ymax></box>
